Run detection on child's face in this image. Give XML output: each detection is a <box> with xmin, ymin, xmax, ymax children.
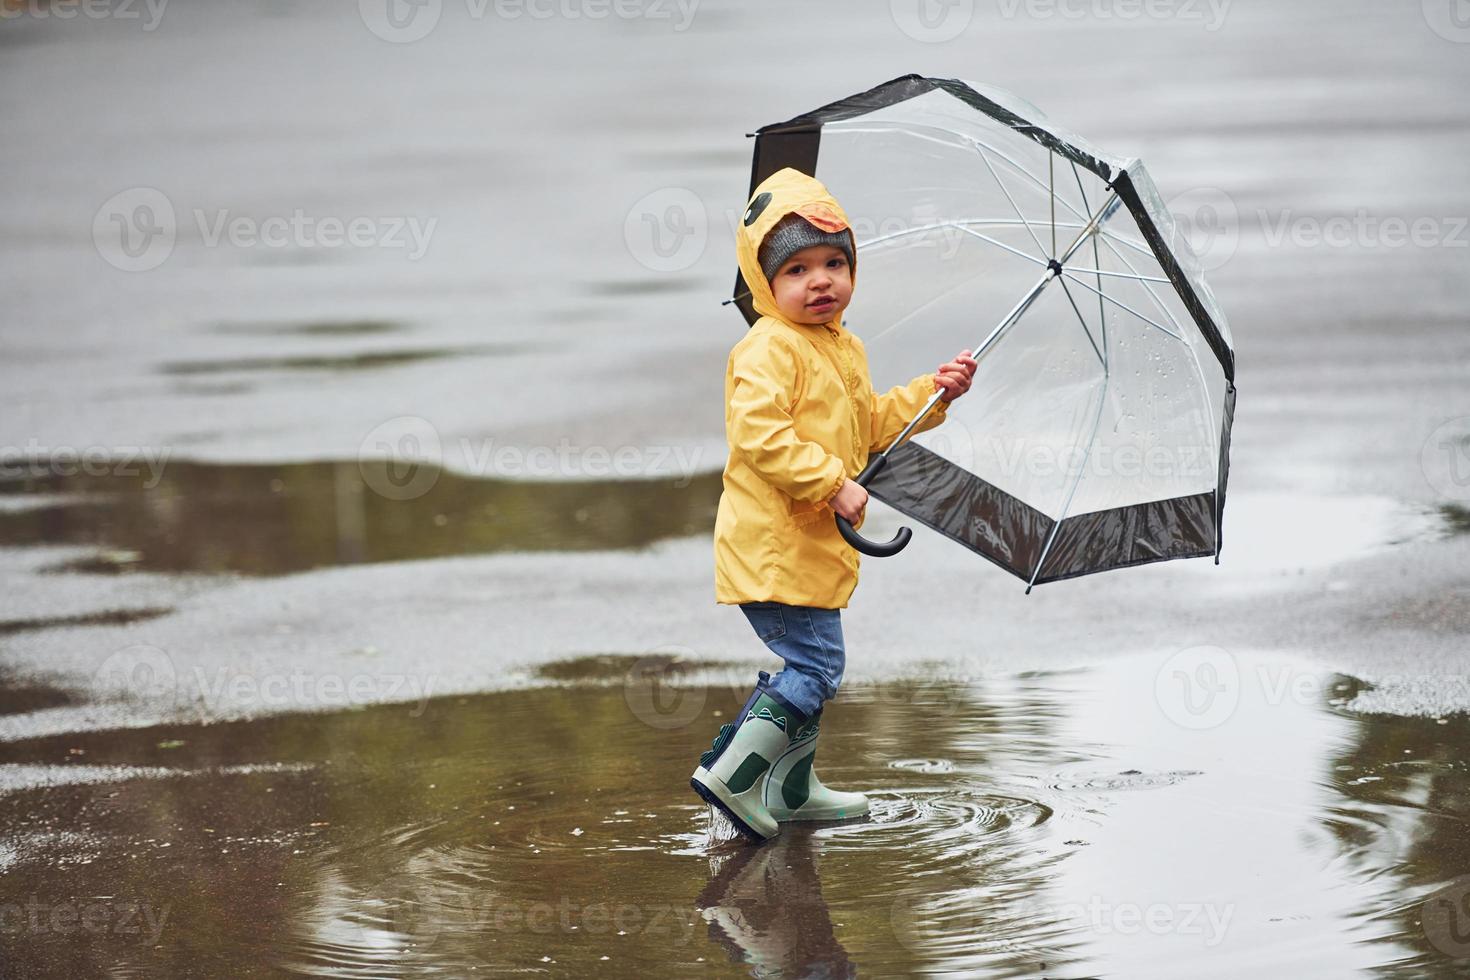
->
<box><xmin>767</xmin><ymin>244</ymin><xmax>853</xmax><ymax>326</ymax></box>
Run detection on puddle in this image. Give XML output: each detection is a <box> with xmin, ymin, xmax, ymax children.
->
<box><xmin>1442</xmin><ymin>502</ymin><xmax>1470</xmax><ymax>536</ymax></box>
<box><xmin>0</xmin><ymin>608</ymin><xmax>174</xmax><ymax>637</ymax></box>
<box><xmin>0</xmin><ymin>654</ymin><xmax>1465</xmax><ymax>977</ymax></box>
<box><xmin>0</xmin><ymin>460</ymin><xmax>721</xmax><ymax>576</ymax></box>
<box><xmin>211</xmin><ymin>319</ymin><xmax>406</xmax><ymax>337</ymax></box>
<box><xmin>0</xmin><ymin>670</ymin><xmax>77</xmax><ymax>717</ymax></box>
<box><xmin>158</xmin><ymin>344</ymin><xmax>518</xmax><ymax>376</ymax></box>
<box><xmin>1184</xmin><ymin>491</ymin><xmax>1454</xmax><ymax>577</ymax></box>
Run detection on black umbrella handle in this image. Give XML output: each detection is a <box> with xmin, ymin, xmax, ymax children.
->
<box><xmin>834</xmin><ymin>455</ymin><xmax>912</xmax><ymax>558</ymax></box>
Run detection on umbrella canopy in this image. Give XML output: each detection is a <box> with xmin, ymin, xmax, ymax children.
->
<box><xmin>733</xmin><ymin>75</ymin><xmax>1237</xmax><ymax>591</ymax></box>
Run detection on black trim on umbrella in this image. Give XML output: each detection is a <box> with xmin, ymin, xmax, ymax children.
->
<box><xmin>1110</xmin><ymin>166</ymin><xmax>1236</xmax><ymax>382</ymax></box>
<box><xmin>734</xmin><ymin>128</ymin><xmax>823</xmax><ymax>326</ymax></box>
<box><xmin>753</xmin><ymin>74</ymin><xmax>1112</xmax><ymax>182</ymax></box>
<box><xmin>866</xmin><ymin>440</ymin><xmax>1219</xmax><ymax>587</ymax></box>
<box><xmin>1031</xmin><ymin>490</ymin><xmax>1216</xmax><ymax>584</ymax></box>
<box><xmin>864</xmin><ymin>440</ymin><xmax>1051</xmax><ymax>580</ymax></box>
<box><xmin>1214</xmin><ymin>380</ymin><xmax>1237</xmax><ymax>561</ymax></box>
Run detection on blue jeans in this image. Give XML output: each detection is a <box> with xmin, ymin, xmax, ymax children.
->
<box><xmin>739</xmin><ymin>602</ymin><xmax>845</xmax><ymax>718</ymax></box>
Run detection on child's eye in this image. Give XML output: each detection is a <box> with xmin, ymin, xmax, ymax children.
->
<box><xmin>828</xmin><ymin>257</ymin><xmax>846</xmax><ymax>268</ymax></box>
<box><xmin>786</xmin><ymin>265</ymin><xmax>804</xmax><ymax>275</ymax></box>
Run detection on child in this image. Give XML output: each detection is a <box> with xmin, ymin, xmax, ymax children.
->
<box><xmin>690</xmin><ymin>167</ymin><xmax>977</xmax><ymax>843</ymax></box>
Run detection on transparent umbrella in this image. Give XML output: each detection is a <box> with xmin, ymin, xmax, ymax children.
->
<box><xmin>732</xmin><ymin>75</ymin><xmax>1237</xmax><ymax>592</ymax></box>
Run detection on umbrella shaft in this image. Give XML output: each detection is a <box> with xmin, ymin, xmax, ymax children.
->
<box><xmin>878</xmin><ymin>190</ymin><xmax>1120</xmax><ymax>461</ymax></box>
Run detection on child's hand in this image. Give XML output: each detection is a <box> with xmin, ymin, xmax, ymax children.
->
<box><xmin>830</xmin><ymin>478</ymin><xmax>868</xmax><ymax>523</ymax></box>
<box><xmin>936</xmin><ymin>349</ymin><xmax>977</xmax><ymax>403</ymax></box>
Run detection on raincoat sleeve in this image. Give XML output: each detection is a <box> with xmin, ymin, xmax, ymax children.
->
<box><xmin>870</xmin><ymin>373</ymin><xmax>950</xmax><ymax>454</ymax></box>
<box><xmin>727</xmin><ymin>334</ymin><xmax>848</xmax><ymax>504</ymax></box>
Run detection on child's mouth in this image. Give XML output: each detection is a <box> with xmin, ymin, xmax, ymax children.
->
<box><xmin>808</xmin><ymin>296</ymin><xmax>836</xmax><ymax>310</ymax></box>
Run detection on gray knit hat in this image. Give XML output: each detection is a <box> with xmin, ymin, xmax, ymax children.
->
<box><xmin>758</xmin><ymin>213</ymin><xmax>856</xmax><ymax>283</ymax></box>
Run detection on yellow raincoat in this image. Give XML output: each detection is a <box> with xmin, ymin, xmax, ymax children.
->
<box><xmin>713</xmin><ymin>167</ymin><xmax>952</xmax><ymax>609</ymax></box>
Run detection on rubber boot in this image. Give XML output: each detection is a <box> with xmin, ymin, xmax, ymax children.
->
<box><xmin>690</xmin><ymin>670</ymin><xmax>809</xmax><ymax>843</ymax></box>
<box><xmin>764</xmin><ymin>707</ymin><xmax>870</xmax><ymax>822</ymax></box>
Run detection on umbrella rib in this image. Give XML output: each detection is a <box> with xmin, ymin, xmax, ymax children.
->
<box><xmin>949</xmin><ymin>225</ymin><xmax>1051</xmax><ymax>267</ymax></box>
<box><xmin>1060</xmin><ymin>272</ymin><xmax>1182</xmax><ymax>341</ymax></box>
<box><xmin>860</xmin><ymin>219</ymin><xmax>1051</xmax><ymax>266</ymax></box>
<box><xmin>1027</xmin><ymin>352</ymin><xmax>1111</xmax><ymax>594</ymax></box>
<box><xmin>1089</xmin><ymin>230</ymin><xmax>1222</xmax><ymax>462</ymax></box>
<box><xmin>974</xmin><ymin>143</ymin><xmax>1051</xmax><ymax>261</ymax></box>
<box><xmin>1058</xmin><ymin>277</ymin><xmax>1106</xmax><ymax>368</ymax></box>
<box><xmin>1063</xmin><ymin>266</ymin><xmax>1170</xmax><ymax>283</ymax></box>
<box><xmin>1050</xmin><ymin>152</ymin><xmax>1057</xmax><ymax>257</ymax></box>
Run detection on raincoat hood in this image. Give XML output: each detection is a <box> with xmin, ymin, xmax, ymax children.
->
<box><xmin>737</xmin><ymin>168</ymin><xmax>856</xmax><ymax>329</ymax></box>
<box><xmin>715</xmin><ymin>168</ymin><xmax>952</xmax><ymax>609</ymax></box>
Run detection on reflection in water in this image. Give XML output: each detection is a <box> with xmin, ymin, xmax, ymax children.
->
<box><xmin>697</xmin><ymin>827</ymin><xmax>855</xmax><ymax>978</ymax></box>
<box><xmin>0</xmin><ymin>459</ymin><xmax>722</xmax><ymax>575</ymax></box>
<box><xmin>0</xmin><ymin>656</ymin><xmax>1464</xmax><ymax>977</ymax></box>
